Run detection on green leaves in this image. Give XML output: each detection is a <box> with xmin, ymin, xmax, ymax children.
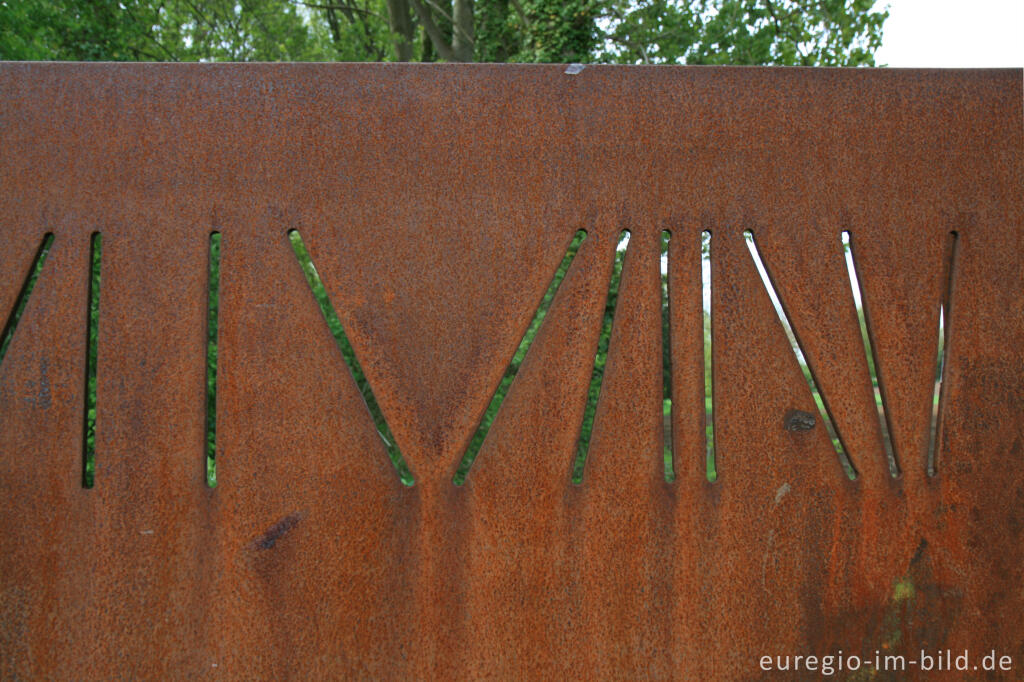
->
<box><xmin>2</xmin><ymin>0</ymin><xmax>887</xmax><ymax>65</ymax></box>
<box><xmin>598</xmin><ymin>0</ymin><xmax>888</xmax><ymax>66</ymax></box>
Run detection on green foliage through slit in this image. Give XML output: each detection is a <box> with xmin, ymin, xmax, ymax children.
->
<box><xmin>289</xmin><ymin>230</ymin><xmax>414</xmax><ymax>486</ymax></box>
<box><xmin>206</xmin><ymin>232</ymin><xmax>221</xmax><ymax>487</ymax></box>
<box><xmin>82</xmin><ymin>233</ymin><xmax>101</xmax><ymax>489</ymax></box>
<box><xmin>0</xmin><ymin>233</ymin><xmax>54</xmax><ymax>367</ymax></box>
<box><xmin>452</xmin><ymin>230</ymin><xmax>587</xmax><ymax>485</ymax></box>
<box><xmin>572</xmin><ymin>230</ymin><xmax>630</xmax><ymax>485</ymax></box>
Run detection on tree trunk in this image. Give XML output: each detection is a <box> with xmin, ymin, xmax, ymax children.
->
<box><xmin>409</xmin><ymin>0</ymin><xmax>456</xmax><ymax>61</ymax></box>
<box><xmin>385</xmin><ymin>0</ymin><xmax>416</xmax><ymax>61</ymax></box>
<box><xmin>452</xmin><ymin>0</ymin><xmax>475</xmax><ymax>61</ymax></box>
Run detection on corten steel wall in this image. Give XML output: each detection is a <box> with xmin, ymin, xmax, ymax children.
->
<box><xmin>1</xmin><ymin>63</ymin><xmax>1022</xmax><ymax>680</ymax></box>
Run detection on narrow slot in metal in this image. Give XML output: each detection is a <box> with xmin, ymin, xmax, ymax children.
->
<box><xmin>842</xmin><ymin>231</ymin><xmax>898</xmax><ymax>477</ymax></box>
<box><xmin>928</xmin><ymin>231</ymin><xmax>959</xmax><ymax>477</ymax></box>
<box><xmin>0</xmin><ymin>233</ymin><xmax>54</xmax><ymax>366</ymax></box>
<box><xmin>661</xmin><ymin>230</ymin><xmax>674</xmax><ymax>482</ymax></box>
<box><xmin>82</xmin><ymin>233</ymin><xmax>102</xmax><ymax>489</ymax></box>
<box><xmin>452</xmin><ymin>230</ymin><xmax>587</xmax><ymax>485</ymax></box>
<box><xmin>571</xmin><ymin>230</ymin><xmax>630</xmax><ymax>485</ymax></box>
<box><xmin>205</xmin><ymin>232</ymin><xmax>221</xmax><ymax>488</ymax></box>
<box><xmin>701</xmin><ymin>231</ymin><xmax>716</xmax><ymax>482</ymax></box>
<box><xmin>288</xmin><ymin>230</ymin><xmax>414</xmax><ymax>486</ymax></box>
<box><xmin>743</xmin><ymin>230</ymin><xmax>856</xmax><ymax>480</ymax></box>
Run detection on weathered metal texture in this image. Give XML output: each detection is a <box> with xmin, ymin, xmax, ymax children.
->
<box><xmin>1</xmin><ymin>64</ymin><xmax>1021</xmax><ymax>679</ymax></box>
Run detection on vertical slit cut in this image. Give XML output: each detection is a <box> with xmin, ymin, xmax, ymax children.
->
<box><xmin>661</xmin><ymin>230</ymin><xmax>674</xmax><ymax>482</ymax></box>
<box><xmin>572</xmin><ymin>230</ymin><xmax>630</xmax><ymax>485</ymax></box>
<box><xmin>701</xmin><ymin>231</ymin><xmax>716</xmax><ymax>482</ymax></box>
<box><xmin>206</xmin><ymin>232</ymin><xmax>221</xmax><ymax>488</ymax></box>
<box><xmin>744</xmin><ymin>230</ymin><xmax>856</xmax><ymax>480</ymax></box>
<box><xmin>0</xmin><ymin>233</ymin><xmax>54</xmax><ymax>366</ymax></box>
<box><xmin>82</xmin><ymin>232</ymin><xmax>102</xmax><ymax>489</ymax></box>
<box><xmin>288</xmin><ymin>230</ymin><xmax>414</xmax><ymax>486</ymax></box>
<box><xmin>452</xmin><ymin>230</ymin><xmax>586</xmax><ymax>485</ymax></box>
<box><xmin>928</xmin><ymin>231</ymin><xmax>958</xmax><ymax>477</ymax></box>
<box><xmin>842</xmin><ymin>231</ymin><xmax>898</xmax><ymax>477</ymax></box>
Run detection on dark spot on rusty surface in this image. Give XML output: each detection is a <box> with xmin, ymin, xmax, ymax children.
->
<box><xmin>254</xmin><ymin>511</ymin><xmax>306</xmax><ymax>550</ymax></box>
<box><xmin>784</xmin><ymin>409</ymin><xmax>816</xmax><ymax>432</ymax></box>
<box><xmin>910</xmin><ymin>537</ymin><xmax>928</xmax><ymax>566</ymax></box>
<box><xmin>36</xmin><ymin>358</ymin><xmax>50</xmax><ymax>410</ymax></box>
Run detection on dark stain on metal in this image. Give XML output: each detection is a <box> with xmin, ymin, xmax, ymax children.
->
<box><xmin>910</xmin><ymin>537</ymin><xmax>928</xmax><ymax>567</ymax></box>
<box><xmin>784</xmin><ymin>408</ymin><xmax>816</xmax><ymax>431</ymax></box>
<box><xmin>36</xmin><ymin>358</ymin><xmax>51</xmax><ymax>410</ymax></box>
<box><xmin>254</xmin><ymin>511</ymin><xmax>306</xmax><ymax>550</ymax></box>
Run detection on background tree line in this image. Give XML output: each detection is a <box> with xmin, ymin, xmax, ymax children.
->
<box><xmin>1</xmin><ymin>0</ymin><xmax>887</xmax><ymax>66</ymax></box>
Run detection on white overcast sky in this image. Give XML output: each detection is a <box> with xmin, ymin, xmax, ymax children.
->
<box><xmin>873</xmin><ymin>0</ymin><xmax>1024</xmax><ymax>68</ymax></box>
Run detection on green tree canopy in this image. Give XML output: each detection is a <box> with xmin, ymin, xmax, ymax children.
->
<box><xmin>1</xmin><ymin>0</ymin><xmax>887</xmax><ymax>65</ymax></box>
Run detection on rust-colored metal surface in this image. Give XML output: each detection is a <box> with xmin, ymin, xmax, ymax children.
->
<box><xmin>1</xmin><ymin>64</ymin><xmax>1022</xmax><ymax>679</ymax></box>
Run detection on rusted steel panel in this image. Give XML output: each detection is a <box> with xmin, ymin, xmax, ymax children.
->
<box><xmin>1</xmin><ymin>64</ymin><xmax>1022</xmax><ymax>679</ymax></box>
<box><xmin>0</xmin><ymin>234</ymin><xmax>94</xmax><ymax>678</ymax></box>
<box><xmin>462</xmin><ymin>229</ymin><xmax>610</xmax><ymax>678</ymax></box>
<box><xmin>212</xmin><ymin>214</ymin><xmax>417</xmax><ymax>678</ymax></box>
